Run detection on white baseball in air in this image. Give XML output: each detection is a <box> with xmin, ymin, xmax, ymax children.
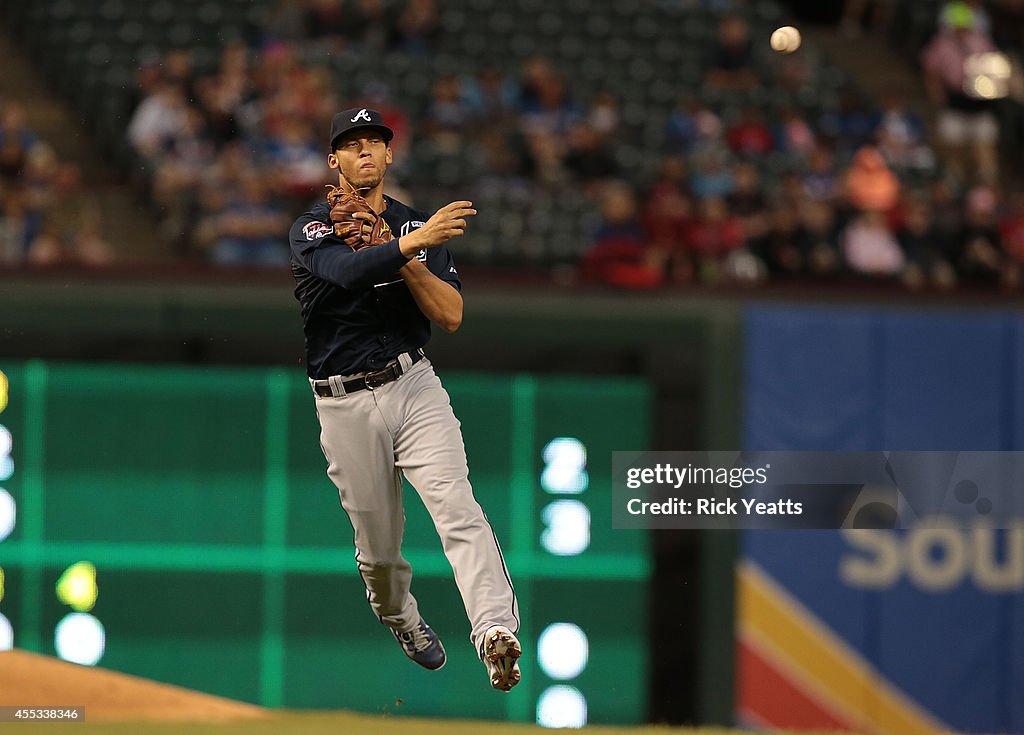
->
<box><xmin>770</xmin><ymin>26</ymin><xmax>801</xmax><ymax>53</ymax></box>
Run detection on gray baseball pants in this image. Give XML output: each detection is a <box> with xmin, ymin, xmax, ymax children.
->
<box><xmin>312</xmin><ymin>351</ymin><xmax>519</xmax><ymax>653</ymax></box>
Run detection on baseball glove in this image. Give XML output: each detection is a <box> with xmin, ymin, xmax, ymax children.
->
<box><xmin>326</xmin><ymin>185</ymin><xmax>392</xmax><ymax>250</ymax></box>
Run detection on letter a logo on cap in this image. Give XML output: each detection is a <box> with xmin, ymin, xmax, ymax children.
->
<box><xmin>350</xmin><ymin>108</ymin><xmax>372</xmax><ymax>123</ymax></box>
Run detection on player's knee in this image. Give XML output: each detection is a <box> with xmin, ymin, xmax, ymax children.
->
<box><xmin>434</xmin><ymin>500</ymin><xmax>487</xmax><ymax>533</ymax></box>
<box><xmin>355</xmin><ymin>550</ymin><xmax>405</xmax><ymax>571</ymax></box>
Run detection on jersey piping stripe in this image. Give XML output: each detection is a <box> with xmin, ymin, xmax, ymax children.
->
<box><xmin>487</xmin><ymin>521</ymin><xmax>520</xmax><ymax>633</ymax></box>
<box><xmin>353</xmin><ymin>547</ymin><xmax>382</xmax><ymax>624</ymax></box>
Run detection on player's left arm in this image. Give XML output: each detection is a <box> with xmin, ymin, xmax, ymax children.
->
<box><xmin>400</xmin><ymin>249</ymin><xmax>463</xmax><ymax>333</ymax></box>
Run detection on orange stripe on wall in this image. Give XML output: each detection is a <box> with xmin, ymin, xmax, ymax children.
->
<box><xmin>737</xmin><ymin>561</ymin><xmax>948</xmax><ymax>735</ymax></box>
<box><xmin>738</xmin><ymin>639</ymin><xmax>859</xmax><ymax>730</ymax></box>
<box><xmin>740</xmin><ymin>619</ymin><xmax>869</xmax><ymax>730</ymax></box>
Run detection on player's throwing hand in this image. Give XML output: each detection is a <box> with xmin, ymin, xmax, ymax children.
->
<box><xmin>403</xmin><ymin>201</ymin><xmax>477</xmax><ymax>252</ymax></box>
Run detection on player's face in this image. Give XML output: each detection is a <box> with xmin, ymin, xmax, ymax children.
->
<box><xmin>330</xmin><ymin>132</ymin><xmax>392</xmax><ymax>191</ymax></box>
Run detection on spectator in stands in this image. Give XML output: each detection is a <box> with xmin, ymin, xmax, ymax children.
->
<box><xmin>391</xmin><ymin>0</ymin><xmax>440</xmax><ymax>54</ymax></box>
<box><xmin>727</xmin><ymin>162</ymin><xmax>769</xmax><ymax>242</ymax></box>
<box><xmin>258</xmin><ymin>54</ymin><xmax>335</xmax><ymax>143</ymax></box>
<box><xmin>564</xmin><ymin>92</ymin><xmax>623</xmax><ymax>188</ymax></box>
<box><xmin>0</xmin><ymin>183</ymin><xmax>30</xmax><ymax>264</ymax></box>
<box><xmin>476</xmin><ymin>128</ymin><xmax>531</xmax><ymax>190</ymax></box>
<box><xmin>248</xmin><ymin>44</ymin><xmax>337</xmax><ymax>152</ymax></box>
<box><xmin>0</xmin><ymin>102</ymin><xmax>37</xmax><ymax>185</ymax></box>
<box><xmin>162</xmin><ymin>48</ymin><xmax>198</xmax><ymax>103</ymax></box>
<box><xmin>206</xmin><ymin>173</ymin><xmax>291</xmax><ymax>267</ymax></box>
<box><xmin>514</xmin><ymin>60</ymin><xmax>581</xmax><ymax>185</ymax></box>
<box><xmin>800</xmin><ymin>200</ymin><xmax>843</xmax><ymax>276</ymax></box>
<box><xmin>27</xmin><ymin>164</ymin><xmax>111</xmax><ymax>267</ymax></box>
<box><xmin>521</xmin><ymin>129</ymin><xmax>568</xmax><ymax>186</ymax></box>
<box><xmin>874</xmin><ymin>89</ymin><xmax>935</xmax><ymax>175</ymax></box>
<box><xmin>1000</xmin><ymin>190</ymin><xmax>1024</xmax><ymax>261</ymax></box>
<box><xmin>897</xmin><ymin>194</ymin><xmax>957</xmax><ymax>289</ymax></box>
<box><xmin>460</xmin><ymin>66</ymin><xmax>519</xmax><ymax>127</ymax></box>
<box><xmin>684</xmin><ymin>196</ymin><xmax>745</xmax><ymax>283</ymax></box>
<box><xmin>128</xmin><ymin>57</ymin><xmax>165</xmax><ymax>120</ymax></box>
<box><xmin>690</xmin><ymin>147</ymin><xmax>735</xmax><ymax>200</ymax></box>
<box><xmin>423</xmin><ymin>74</ymin><xmax>476</xmax><ymax>151</ymax></box>
<box><xmin>665</xmin><ymin>97</ymin><xmax>722</xmax><ymax>155</ymax></box>
<box><xmin>0</xmin><ymin>103</ymin><xmax>38</xmax><ymax>157</ymax></box>
<box><xmin>345</xmin><ymin>0</ymin><xmax>396</xmax><ymax>51</ymax></box>
<box><xmin>774</xmin><ymin>171</ymin><xmax>809</xmax><ymax>213</ymax></box>
<box><xmin>846</xmin><ymin>145</ymin><xmax>900</xmax><ymax>212</ymax></box>
<box><xmin>194</xmin><ymin>42</ymin><xmax>251</xmax><ymax>148</ymax></box>
<box><xmin>772</xmin><ymin>45</ymin><xmax>815</xmax><ymax>95</ymax></box>
<box><xmin>921</xmin><ymin>4</ymin><xmax>1000</xmax><ymax>182</ymax></box>
<box><xmin>841</xmin><ymin>209</ymin><xmax>905</xmax><ymax>277</ymax></box>
<box><xmin>564</xmin><ymin>123</ymin><xmax>621</xmax><ymax>186</ymax></box>
<box><xmin>705</xmin><ymin>15</ymin><xmax>759</xmax><ymax>90</ymax></box>
<box><xmin>726</xmin><ymin>106</ymin><xmax>774</xmax><ymax>156</ymax></box>
<box><xmin>518</xmin><ymin>60</ymin><xmax>580</xmax><ymax>137</ymax></box>
<box><xmin>644</xmin><ymin>156</ymin><xmax>693</xmax><ymax>254</ymax></box>
<box><xmin>127</xmin><ymin>83</ymin><xmax>189</xmax><ymax>162</ymax></box>
<box><xmin>581</xmin><ymin>181</ymin><xmax>662</xmax><ymax>288</ymax></box>
<box><xmin>928</xmin><ymin>177</ymin><xmax>965</xmax><ymax>254</ymax></box>
<box><xmin>150</xmin><ymin>107</ymin><xmax>217</xmax><ymax>219</ymax></box>
<box><xmin>357</xmin><ymin>82</ymin><xmax>410</xmax><ymax>164</ymax></box>
<box><xmin>265</xmin><ymin>118</ymin><xmax>324</xmax><ymax>196</ymax></box>
<box><xmin>0</xmin><ymin>133</ymin><xmax>26</xmax><ymax>184</ymax></box>
<box><xmin>219</xmin><ymin>40</ymin><xmax>252</xmax><ymax>81</ymax></box>
<box><xmin>727</xmin><ymin>160</ymin><xmax>763</xmax><ymax>210</ymax></box>
<box><xmin>301</xmin><ymin>0</ymin><xmax>349</xmax><ymax>51</ymax></box>
<box><xmin>755</xmin><ymin>206</ymin><xmax>807</xmax><ymax>277</ymax></box>
<box><xmin>518</xmin><ymin>56</ymin><xmax>558</xmax><ymax>117</ymax></box>
<box><xmin>802</xmin><ymin>144</ymin><xmax>842</xmax><ymax>203</ymax></box>
<box><xmin>774</xmin><ymin>106</ymin><xmax>817</xmax><ymax>158</ymax></box>
<box><xmin>939</xmin><ymin>0</ymin><xmax>991</xmax><ymax>37</ymax></box>
<box><xmin>954</xmin><ymin>183</ymin><xmax>1005</xmax><ymax>283</ymax></box>
<box><xmin>19</xmin><ymin>142</ymin><xmax>56</xmax><ymax>248</ymax></box>
<box><xmin>201</xmin><ymin>143</ymin><xmax>253</xmax><ymax>197</ymax></box>
<box><xmin>195</xmin><ymin>77</ymin><xmax>243</xmax><ymax>149</ymax></box>
<box><xmin>819</xmin><ymin>89</ymin><xmax>879</xmax><ymax>154</ymax></box>
<box><xmin>839</xmin><ymin>144</ymin><xmax>905</xmax><ymax>278</ymax></box>
<box><xmin>1001</xmin><ymin>190</ymin><xmax>1024</xmax><ymax>288</ymax></box>
<box><xmin>586</xmin><ymin>92</ymin><xmax>621</xmax><ymax>138</ymax></box>
<box><xmin>194</xmin><ymin>144</ymin><xmax>255</xmax><ymax>249</ymax></box>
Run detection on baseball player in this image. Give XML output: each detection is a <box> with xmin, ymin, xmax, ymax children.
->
<box><xmin>287</xmin><ymin>107</ymin><xmax>522</xmax><ymax>691</ymax></box>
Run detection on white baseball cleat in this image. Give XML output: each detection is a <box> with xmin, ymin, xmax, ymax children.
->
<box><xmin>481</xmin><ymin>625</ymin><xmax>522</xmax><ymax>692</ymax></box>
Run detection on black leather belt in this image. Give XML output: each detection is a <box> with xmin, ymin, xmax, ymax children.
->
<box><xmin>313</xmin><ymin>350</ymin><xmax>423</xmax><ymax>397</ymax></box>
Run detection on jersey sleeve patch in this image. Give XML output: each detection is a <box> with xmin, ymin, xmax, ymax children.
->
<box><xmin>303</xmin><ymin>221</ymin><xmax>332</xmax><ymax>241</ymax></box>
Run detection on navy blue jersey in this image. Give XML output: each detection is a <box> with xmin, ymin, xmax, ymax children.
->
<box><xmin>289</xmin><ymin>194</ymin><xmax>461</xmax><ymax>379</ymax></box>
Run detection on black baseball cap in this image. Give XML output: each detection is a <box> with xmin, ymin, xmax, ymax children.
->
<box><xmin>329</xmin><ymin>108</ymin><xmax>394</xmax><ymax>150</ymax></box>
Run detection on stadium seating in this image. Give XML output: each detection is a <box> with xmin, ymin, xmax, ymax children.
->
<box><xmin>0</xmin><ymin>0</ymin><xmax>854</xmax><ymax>265</ymax></box>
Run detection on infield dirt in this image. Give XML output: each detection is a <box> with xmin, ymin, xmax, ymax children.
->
<box><xmin>0</xmin><ymin>649</ymin><xmax>860</xmax><ymax>735</ymax></box>
<box><xmin>0</xmin><ymin>649</ymin><xmax>267</xmax><ymax>722</ymax></box>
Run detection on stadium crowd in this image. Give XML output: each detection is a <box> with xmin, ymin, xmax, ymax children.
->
<box><xmin>2</xmin><ymin>0</ymin><xmax>1024</xmax><ymax>292</ymax></box>
<box><xmin>0</xmin><ymin>101</ymin><xmax>112</xmax><ymax>267</ymax></box>
<box><xmin>582</xmin><ymin>0</ymin><xmax>1024</xmax><ymax>290</ymax></box>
